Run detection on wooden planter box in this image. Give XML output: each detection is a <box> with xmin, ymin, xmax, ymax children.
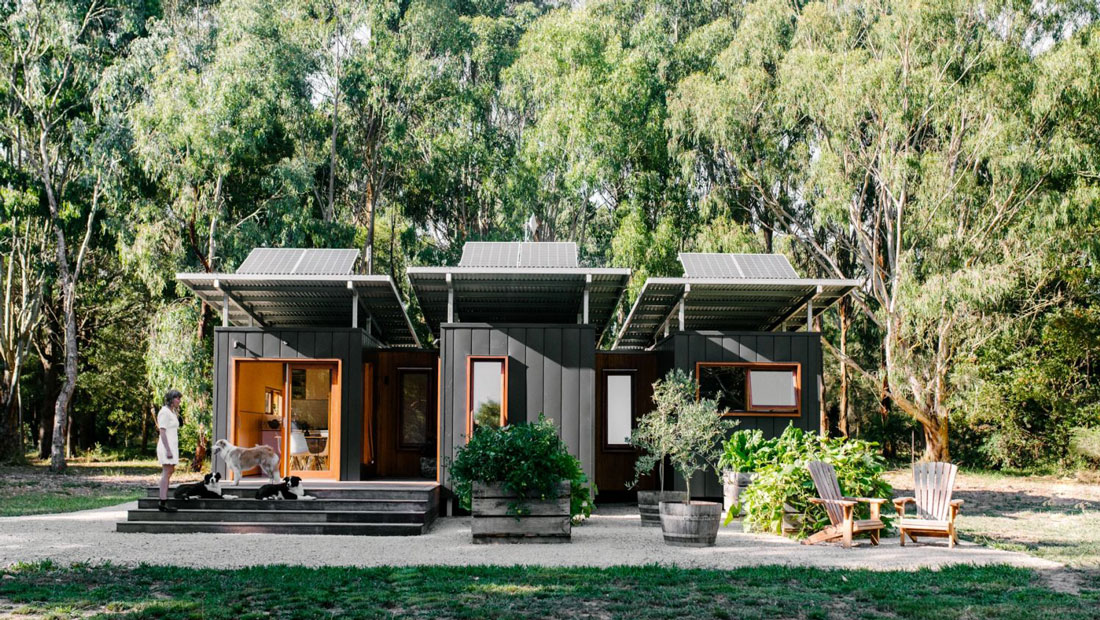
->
<box><xmin>471</xmin><ymin>481</ymin><xmax>571</xmax><ymax>544</ymax></box>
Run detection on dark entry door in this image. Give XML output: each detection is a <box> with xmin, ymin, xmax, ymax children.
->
<box><xmin>595</xmin><ymin>352</ymin><xmax>658</xmax><ymax>499</ymax></box>
<box><xmin>372</xmin><ymin>351</ymin><xmax>439</xmax><ymax>479</ymax></box>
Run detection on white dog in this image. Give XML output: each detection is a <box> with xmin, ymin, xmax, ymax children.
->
<box><xmin>212</xmin><ymin>439</ymin><xmax>280</xmax><ymax>485</ymax></box>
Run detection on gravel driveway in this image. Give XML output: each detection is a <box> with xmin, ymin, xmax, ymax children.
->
<box><xmin>0</xmin><ymin>502</ymin><xmax>1060</xmax><ymax>571</ymax></box>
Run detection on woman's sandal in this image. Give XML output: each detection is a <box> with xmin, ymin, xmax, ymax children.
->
<box><xmin>158</xmin><ymin>500</ymin><xmax>178</xmax><ymax>513</ymax></box>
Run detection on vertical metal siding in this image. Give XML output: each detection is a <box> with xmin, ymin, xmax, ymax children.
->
<box><xmin>439</xmin><ymin>324</ymin><xmax>597</xmax><ymax>487</ymax></box>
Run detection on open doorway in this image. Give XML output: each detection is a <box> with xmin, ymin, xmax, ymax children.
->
<box><xmin>231</xmin><ymin>359</ymin><xmax>342</xmax><ymax>481</ymax></box>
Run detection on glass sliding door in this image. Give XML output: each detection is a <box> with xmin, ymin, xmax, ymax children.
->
<box><xmin>286</xmin><ymin>363</ymin><xmax>341</xmax><ymax>479</ymax></box>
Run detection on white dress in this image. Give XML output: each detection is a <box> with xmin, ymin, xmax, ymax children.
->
<box><xmin>157</xmin><ymin>406</ymin><xmax>180</xmax><ymax>465</ymax></box>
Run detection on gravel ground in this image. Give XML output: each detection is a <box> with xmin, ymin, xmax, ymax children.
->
<box><xmin>0</xmin><ymin>502</ymin><xmax>1061</xmax><ymax>571</ymax></box>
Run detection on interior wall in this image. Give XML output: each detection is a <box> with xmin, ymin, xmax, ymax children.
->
<box><xmin>234</xmin><ymin>361</ymin><xmax>284</xmax><ymax>454</ymax></box>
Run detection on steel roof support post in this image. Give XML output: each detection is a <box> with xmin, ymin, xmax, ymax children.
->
<box><xmin>582</xmin><ymin>273</ymin><xmax>591</xmax><ymax>324</ymax></box>
<box><xmin>446</xmin><ymin>272</ymin><xmax>454</xmax><ymax>323</ymax></box>
<box><xmin>678</xmin><ymin>283</ymin><xmax>691</xmax><ymax>331</ymax></box>
<box><xmin>348</xmin><ymin>281</ymin><xmax>359</xmax><ymax>328</ymax></box>
<box><xmin>805</xmin><ymin>285</ymin><xmax>821</xmax><ymax>331</ymax></box>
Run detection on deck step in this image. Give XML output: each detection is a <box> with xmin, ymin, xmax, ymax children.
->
<box><xmin>126</xmin><ymin>508</ymin><xmax>433</xmax><ymax>524</ymax></box>
<box><xmin>116</xmin><ymin>521</ymin><xmax>429</xmax><ymax>536</ymax></box>
<box><xmin>145</xmin><ymin>486</ymin><xmax>437</xmax><ymax>501</ymax></box>
<box><xmin>136</xmin><ymin>498</ymin><xmax>430</xmax><ymax>512</ymax></box>
<box><xmin>123</xmin><ymin>483</ymin><xmax>441</xmax><ymax>536</ymax></box>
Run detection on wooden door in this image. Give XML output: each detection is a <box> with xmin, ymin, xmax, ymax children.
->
<box><xmin>373</xmin><ymin>351</ymin><xmax>439</xmax><ymax>479</ymax></box>
<box><xmin>595</xmin><ymin>352</ymin><xmax>658</xmax><ymax>500</ymax></box>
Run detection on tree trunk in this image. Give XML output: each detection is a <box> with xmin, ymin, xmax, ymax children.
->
<box><xmin>878</xmin><ymin>371</ymin><xmax>894</xmax><ymax>459</ymax></box>
<box><xmin>922</xmin><ymin>415</ymin><xmax>950</xmax><ymax>462</ymax></box>
<box><xmin>37</xmin><ymin>350</ymin><xmax>59</xmax><ymax>459</ymax></box>
<box><xmin>191</xmin><ymin>424</ymin><xmax>207</xmax><ymax>471</ymax></box>
<box><xmin>47</xmin><ymin>217</ymin><xmax>77</xmax><ymax>473</ymax></box>
<box><xmin>837</xmin><ymin>299</ymin><xmax>850</xmax><ymax>438</ymax></box>
<box><xmin>814</xmin><ymin>314</ymin><xmax>828</xmax><ymax>436</ymax></box>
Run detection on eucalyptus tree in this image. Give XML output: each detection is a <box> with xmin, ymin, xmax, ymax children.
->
<box><xmin>0</xmin><ymin>213</ymin><xmax>48</xmax><ymax>461</ymax></box>
<box><xmin>669</xmin><ymin>0</ymin><xmax>1094</xmax><ymax>460</ymax></box>
<box><xmin>0</xmin><ymin>0</ymin><xmax>151</xmax><ymax>470</ymax></box>
<box><xmin>128</xmin><ymin>0</ymin><xmax>322</xmax><ymax>280</ymax></box>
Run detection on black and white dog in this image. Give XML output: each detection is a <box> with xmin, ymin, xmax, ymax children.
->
<box><xmin>255</xmin><ymin>476</ymin><xmax>315</xmax><ymax>500</ymax></box>
<box><xmin>173</xmin><ymin>473</ymin><xmax>239</xmax><ymax>500</ymax></box>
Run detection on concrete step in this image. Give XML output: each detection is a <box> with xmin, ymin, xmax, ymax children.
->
<box><xmin>137</xmin><ymin>498</ymin><xmax>430</xmax><ymax>512</ymax></box>
<box><xmin>116</xmin><ymin>521</ymin><xmax>429</xmax><ymax>536</ymax></box>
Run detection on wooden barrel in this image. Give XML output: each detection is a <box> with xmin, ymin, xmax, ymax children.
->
<box><xmin>471</xmin><ymin>481</ymin><xmax>571</xmax><ymax>544</ymax></box>
<box><xmin>637</xmin><ymin>490</ymin><xmax>688</xmax><ymax>527</ymax></box>
<box><xmin>659</xmin><ymin>501</ymin><xmax>722</xmax><ymax>547</ymax></box>
<box><xmin>721</xmin><ymin>471</ymin><xmax>757</xmax><ymax>517</ymax></box>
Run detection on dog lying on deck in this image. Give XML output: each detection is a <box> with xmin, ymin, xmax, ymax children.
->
<box><xmin>212</xmin><ymin>439</ymin><xmax>279</xmax><ymax>485</ymax></box>
<box><xmin>173</xmin><ymin>472</ymin><xmax>239</xmax><ymax>500</ymax></box>
<box><xmin>255</xmin><ymin>476</ymin><xmax>316</xmax><ymax>500</ymax></box>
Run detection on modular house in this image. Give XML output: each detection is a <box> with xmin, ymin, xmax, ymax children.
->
<box><xmin>177</xmin><ymin>243</ymin><xmax>856</xmax><ymax>501</ymax></box>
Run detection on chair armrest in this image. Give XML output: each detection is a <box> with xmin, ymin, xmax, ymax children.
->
<box><xmin>950</xmin><ymin>499</ymin><xmax>964</xmax><ymax>507</ymax></box>
<box><xmin>893</xmin><ymin>497</ymin><xmax>915</xmax><ymax>507</ymax></box>
<box><xmin>847</xmin><ymin>497</ymin><xmax>887</xmax><ymax>505</ymax></box>
<box><xmin>809</xmin><ymin>498</ymin><xmax>857</xmax><ymax>507</ymax></box>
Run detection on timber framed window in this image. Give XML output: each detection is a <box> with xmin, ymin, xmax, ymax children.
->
<box><xmin>604</xmin><ymin>370</ymin><xmax>635</xmax><ymax>449</ymax></box>
<box><xmin>466</xmin><ymin>356</ymin><xmax>508</xmax><ymax>437</ymax></box>
<box><xmin>398</xmin><ymin>368</ymin><xmax>433</xmax><ymax>449</ymax></box>
<box><xmin>695</xmin><ymin>362</ymin><xmax>800</xmax><ymax>417</ymax></box>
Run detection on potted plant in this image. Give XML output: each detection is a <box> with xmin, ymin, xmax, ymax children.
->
<box><xmin>628</xmin><ymin>371</ymin><xmax>692</xmax><ymax>526</ymax></box>
<box><xmin>449</xmin><ymin>414</ymin><xmax>594</xmax><ymax>543</ymax></box>
<box><xmin>654</xmin><ymin>370</ymin><xmax>735</xmax><ymax>547</ymax></box>
<box><xmin>718</xmin><ymin>429</ymin><xmax>771</xmax><ymax>523</ymax></box>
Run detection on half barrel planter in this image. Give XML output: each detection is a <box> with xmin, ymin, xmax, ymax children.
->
<box><xmin>659</xmin><ymin>501</ymin><xmax>722</xmax><ymax>547</ymax></box>
<box><xmin>471</xmin><ymin>481</ymin><xmax>571</xmax><ymax>544</ymax></box>
<box><xmin>637</xmin><ymin>490</ymin><xmax>689</xmax><ymax>527</ymax></box>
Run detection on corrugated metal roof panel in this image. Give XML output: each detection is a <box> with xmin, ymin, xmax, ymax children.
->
<box><xmin>679</xmin><ymin>253</ymin><xmax>798</xmax><ymax>280</ymax></box>
<box><xmin>236</xmin><ymin>248</ymin><xmax>359</xmax><ymax>275</ymax></box>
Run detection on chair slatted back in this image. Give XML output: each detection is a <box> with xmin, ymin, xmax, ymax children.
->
<box><xmin>913</xmin><ymin>461</ymin><xmax>957</xmax><ymax>521</ymax></box>
<box><xmin>807</xmin><ymin>461</ymin><xmax>845</xmax><ymax>525</ymax></box>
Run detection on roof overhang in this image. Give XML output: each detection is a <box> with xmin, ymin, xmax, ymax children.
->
<box><xmin>407</xmin><ymin>266</ymin><xmax>631</xmax><ymax>339</ymax></box>
<box><xmin>176</xmin><ymin>273</ymin><xmax>420</xmax><ymax>347</ymax></box>
<box><xmin>613</xmin><ymin>277</ymin><xmax>859</xmax><ymax>350</ymax></box>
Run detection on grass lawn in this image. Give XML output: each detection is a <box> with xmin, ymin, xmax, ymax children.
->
<box><xmin>1</xmin><ymin>562</ymin><xmax>1097</xmax><ymax>620</ymax></box>
<box><xmin>886</xmin><ymin>467</ymin><xmax>1100</xmax><ymax>570</ymax></box>
<box><xmin>0</xmin><ymin>458</ymin><xmax>202</xmax><ymax>518</ymax></box>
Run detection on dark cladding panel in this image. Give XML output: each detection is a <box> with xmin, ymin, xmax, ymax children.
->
<box><xmin>439</xmin><ymin>324</ymin><xmax>597</xmax><ymax>487</ymax></box>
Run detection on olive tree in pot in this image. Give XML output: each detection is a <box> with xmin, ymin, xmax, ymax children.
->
<box><xmin>628</xmin><ymin>370</ymin><xmax>692</xmax><ymax>526</ymax></box>
<box><xmin>449</xmin><ymin>414</ymin><xmax>594</xmax><ymax>544</ymax></box>
<box><xmin>657</xmin><ymin>371</ymin><xmax>736</xmax><ymax>547</ymax></box>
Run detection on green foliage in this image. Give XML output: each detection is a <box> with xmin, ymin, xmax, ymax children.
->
<box><xmin>718</xmin><ymin>429</ymin><xmax>773</xmax><ymax>473</ymax></box>
<box><xmin>448</xmin><ymin>415</ymin><xmax>594</xmax><ymax>520</ymax></box>
<box><xmin>739</xmin><ymin>426</ymin><xmax>893</xmax><ymax>539</ymax></box>
<box><xmin>145</xmin><ymin>302</ymin><xmax>211</xmax><ymax>459</ymax></box>
<box><xmin>953</xmin><ymin>304</ymin><xmax>1100</xmax><ymax>470</ymax></box>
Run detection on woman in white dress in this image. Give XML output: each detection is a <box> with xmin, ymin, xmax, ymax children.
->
<box><xmin>157</xmin><ymin>389</ymin><xmax>183</xmax><ymax>512</ymax></box>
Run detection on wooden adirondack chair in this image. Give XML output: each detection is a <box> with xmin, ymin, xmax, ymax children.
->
<box><xmin>803</xmin><ymin>461</ymin><xmax>886</xmax><ymax>548</ymax></box>
<box><xmin>894</xmin><ymin>461</ymin><xmax>963</xmax><ymax>548</ymax></box>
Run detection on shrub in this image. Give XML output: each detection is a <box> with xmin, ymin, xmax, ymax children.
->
<box><xmin>739</xmin><ymin>426</ymin><xmax>892</xmax><ymax>538</ymax></box>
<box><xmin>448</xmin><ymin>414</ymin><xmax>595</xmax><ymax>521</ymax></box>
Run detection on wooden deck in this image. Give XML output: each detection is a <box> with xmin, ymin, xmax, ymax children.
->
<box><xmin>117</xmin><ymin>481</ymin><xmax>441</xmax><ymax>536</ymax></box>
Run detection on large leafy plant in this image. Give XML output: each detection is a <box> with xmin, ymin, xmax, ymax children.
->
<box><xmin>739</xmin><ymin>426</ymin><xmax>893</xmax><ymax>538</ymax></box>
<box><xmin>449</xmin><ymin>415</ymin><xmax>594</xmax><ymax>520</ymax></box>
<box><xmin>718</xmin><ymin>429</ymin><xmax>774</xmax><ymax>473</ymax></box>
